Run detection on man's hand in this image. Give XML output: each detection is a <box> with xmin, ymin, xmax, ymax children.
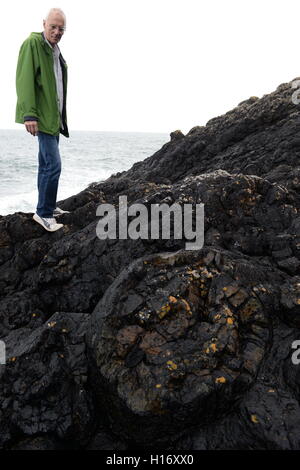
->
<box><xmin>25</xmin><ymin>121</ymin><xmax>39</xmax><ymax>136</ymax></box>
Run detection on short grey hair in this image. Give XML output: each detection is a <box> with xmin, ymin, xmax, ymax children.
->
<box><xmin>45</xmin><ymin>8</ymin><xmax>66</xmax><ymax>25</ymax></box>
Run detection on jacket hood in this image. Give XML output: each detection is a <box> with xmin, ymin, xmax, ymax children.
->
<box><xmin>29</xmin><ymin>32</ymin><xmax>43</xmax><ymax>40</ymax></box>
<box><xmin>29</xmin><ymin>32</ymin><xmax>52</xmax><ymax>52</ymax></box>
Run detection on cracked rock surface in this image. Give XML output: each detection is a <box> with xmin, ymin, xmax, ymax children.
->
<box><xmin>0</xmin><ymin>78</ymin><xmax>300</xmax><ymax>449</ymax></box>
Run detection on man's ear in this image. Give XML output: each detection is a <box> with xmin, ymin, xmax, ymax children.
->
<box><xmin>43</xmin><ymin>20</ymin><xmax>46</xmax><ymax>28</ymax></box>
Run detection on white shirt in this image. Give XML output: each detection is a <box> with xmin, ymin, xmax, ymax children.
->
<box><xmin>44</xmin><ymin>36</ymin><xmax>64</xmax><ymax>128</ymax></box>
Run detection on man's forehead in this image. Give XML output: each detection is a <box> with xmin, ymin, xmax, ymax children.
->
<box><xmin>46</xmin><ymin>13</ymin><xmax>65</xmax><ymax>24</ymax></box>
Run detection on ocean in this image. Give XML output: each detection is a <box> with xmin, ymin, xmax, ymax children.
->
<box><xmin>0</xmin><ymin>129</ymin><xmax>169</xmax><ymax>216</ymax></box>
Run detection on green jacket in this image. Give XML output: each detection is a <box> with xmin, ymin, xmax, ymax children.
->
<box><xmin>15</xmin><ymin>32</ymin><xmax>69</xmax><ymax>137</ymax></box>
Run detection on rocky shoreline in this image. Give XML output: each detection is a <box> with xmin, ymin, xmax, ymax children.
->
<box><xmin>0</xmin><ymin>78</ymin><xmax>300</xmax><ymax>450</ymax></box>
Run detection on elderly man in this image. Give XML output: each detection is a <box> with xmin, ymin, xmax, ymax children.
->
<box><xmin>15</xmin><ymin>8</ymin><xmax>70</xmax><ymax>232</ymax></box>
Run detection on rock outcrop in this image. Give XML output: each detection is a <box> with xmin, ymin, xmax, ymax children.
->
<box><xmin>0</xmin><ymin>78</ymin><xmax>300</xmax><ymax>449</ymax></box>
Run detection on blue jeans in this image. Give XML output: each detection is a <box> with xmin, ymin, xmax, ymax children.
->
<box><xmin>36</xmin><ymin>131</ymin><xmax>61</xmax><ymax>218</ymax></box>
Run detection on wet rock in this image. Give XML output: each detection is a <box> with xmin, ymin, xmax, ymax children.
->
<box><xmin>277</xmin><ymin>257</ymin><xmax>300</xmax><ymax>275</ymax></box>
<box><xmin>0</xmin><ymin>312</ymin><xmax>95</xmax><ymax>449</ymax></box>
<box><xmin>0</xmin><ymin>77</ymin><xmax>300</xmax><ymax>449</ymax></box>
<box><xmin>85</xmin><ymin>425</ymin><xmax>128</xmax><ymax>450</ymax></box>
<box><xmin>188</xmin><ymin>322</ymin><xmax>300</xmax><ymax>450</ymax></box>
<box><xmin>87</xmin><ymin>248</ymin><xmax>283</xmax><ymax>446</ymax></box>
<box><xmin>9</xmin><ymin>435</ymin><xmax>61</xmax><ymax>450</ymax></box>
<box><xmin>170</xmin><ymin>130</ymin><xmax>185</xmax><ymax>141</ymax></box>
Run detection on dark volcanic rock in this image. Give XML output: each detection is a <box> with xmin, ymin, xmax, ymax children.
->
<box><xmin>0</xmin><ymin>77</ymin><xmax>300</xmax><ymax>449</ymax></box>
<box><xmin>87</xmin><ymin>248</ymin><xmax>277</xmax><ymax>446</ymax></box>
<box><xmin>0</xmin><ymin>312</ymin><xmax>95</xmax><ymax>449</ymax></box>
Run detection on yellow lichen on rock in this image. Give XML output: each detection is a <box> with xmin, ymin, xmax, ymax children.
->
<box><xmin>251</xmin><ymin>414</ymin><xmax>259</xmax><ymax>423</ymax></box>
<box><xmin>166</xmin><ymin>360</ymin><xmax>177</xmax><ymax>370</ymax></box>
<box><xmin>206</xmin><ymin>343</ymin><xmax>218</xmax><ymax>354</ymax></box>
<box><xmin>181</xmin><ymin>298</ymin><xmax>192</xmax><ymax>313</ymax></box>
<box><xmin>158</xmin><ymin>304</ymin><xmax>171</xmax><ymax>319</ymax></box>
<box><xmin>215</xmin><ymin>376</ymin><xmax>226</xmax><ymax>384</ymax></box>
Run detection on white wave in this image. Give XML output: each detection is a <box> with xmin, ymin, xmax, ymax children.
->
<box><xmin>0</xmin><ymin>170</ymin><xmax>112</xmax><ymax>216</ymax></box>
<box><xmin>0</xmin><ymin>190</ymin><xmax>38</xmax><ymax>216</ymax></box>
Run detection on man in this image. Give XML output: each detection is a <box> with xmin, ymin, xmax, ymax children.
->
<box><xmin>15</xmin><ymin>8</ymin><xmax>70</xmax><ymax>232</ymax></box>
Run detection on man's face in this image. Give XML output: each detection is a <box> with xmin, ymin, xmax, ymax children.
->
<box><xmin>43</xmin><ymin>13</ymin><xmax>65</xmax><ymax>46</ymax></box>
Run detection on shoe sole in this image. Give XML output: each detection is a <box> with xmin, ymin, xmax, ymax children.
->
<box><xmin>53</xmin><ymin>212</ymin><xmax>70</xmax><ymax>217</ymax></box>
<box><xmin>33</xmin><ymin>214</ymin><xmax>64</xmax><ymax>232</ymax></box>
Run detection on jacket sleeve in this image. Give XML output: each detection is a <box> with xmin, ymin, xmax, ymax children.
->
<box><xmin>15</xmin><ymin>38</ymin><xmax>39</xmax><ymax>121</ymax></box>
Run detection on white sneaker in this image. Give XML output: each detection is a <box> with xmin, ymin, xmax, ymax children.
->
<box><xmin>33</xmin><ymin>213</ymin><xmax>64</xmax><ymax>232</ymax></box>
<box><xmin>53</xmin><ymin>207</ymin><xmax>70</xmax><ymax>217</ymax></box>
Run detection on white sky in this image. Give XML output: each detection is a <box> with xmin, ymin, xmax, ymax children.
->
<box><xmin>2</xmin><ymin>0</ymin><xmax>300</xmax><ymax>134</ymax></box>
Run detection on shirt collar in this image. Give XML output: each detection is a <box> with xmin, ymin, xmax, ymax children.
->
<box><xmin>42</xmin><ymin>32</ymin><xmax>60</xmax><ymax>54</ymax></box>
